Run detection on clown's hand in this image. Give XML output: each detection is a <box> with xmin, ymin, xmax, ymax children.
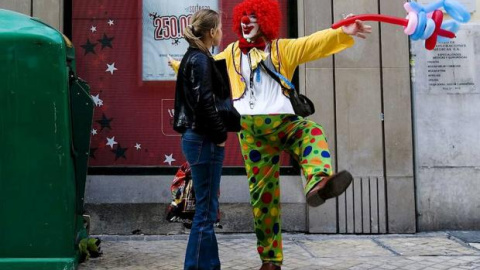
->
<box><xmin>341</xmin><ymin>14</ymin><xmax>372</xmax><ymax>39</ymax></box>
<box><xmin>167</xmin><ymin>54</ymin><xmax>181</xmax><ymax>74</ymax></box>
<box><xmin>167</xmin><ymin>54</ymin><xmax>177</xmax><ymax>67</ymax></box>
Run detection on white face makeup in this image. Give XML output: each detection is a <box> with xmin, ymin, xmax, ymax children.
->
<box><xmin>241</xmin><ymin>15</ymin><xmax>259</xmax><ymax>41</ymax></box>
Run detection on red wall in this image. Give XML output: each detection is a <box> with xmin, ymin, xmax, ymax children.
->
<box><xmin>73</xmin><ymin>0</ymin><xmax>290</xmax><ymax>168</ymax></box>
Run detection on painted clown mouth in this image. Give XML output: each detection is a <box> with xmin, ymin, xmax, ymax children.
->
<box><xmin>242</xmin><ymin>25</ymin><xmax>254</xmax><ymax>35</ymax></box>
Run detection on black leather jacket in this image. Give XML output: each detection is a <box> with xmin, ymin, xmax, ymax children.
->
<box><xmin>173</xmin><ymin>47</ymin><xmax>227</xmax><ymax>144</ymax></box>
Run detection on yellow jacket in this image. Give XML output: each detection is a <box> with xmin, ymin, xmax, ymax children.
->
<box><xmin>172</xmin><ymin>28</ymin><xmax>354</xmax><ymax>100</ymax></box>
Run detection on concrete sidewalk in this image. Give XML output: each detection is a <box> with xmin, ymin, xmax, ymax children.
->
<box><xmin>78</xmin><ymin>232</ymin><xmax>480</xmax><ymax>270</ymax></box>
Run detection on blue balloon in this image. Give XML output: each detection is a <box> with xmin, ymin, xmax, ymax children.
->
<box><xmin>423</xmin><ymin>0</ymin><xmax>445</xmax><ymax>13</ymax></box>
<box><xmin>409</xmin><ymin>1</ymin><xmax>425</xmax><ymax>13</ymax></box>
<box><xmin>444</xmin><ymin>0</ymin><xmax>471</xmax><ymax>23</ymax></box>
<box><xmin>422</xmin><ymin>18</ymin><xmax>436</xmax><ymax>40</ymax></box>
<box><xmin>411</xmin><ymin>12</ymin><xmax>427</xmax><ymax>40</ymax></box>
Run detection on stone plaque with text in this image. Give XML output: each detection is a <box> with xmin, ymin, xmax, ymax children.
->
<box><xmin>411</xmin><ymin>24</ymin><xmax>479</xmax><ymax>94</ymax></box>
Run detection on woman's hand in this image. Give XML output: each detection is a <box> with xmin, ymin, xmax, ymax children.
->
<box><xmin>341</xmin><ymin>14</ymin><xmax>372</xmax><ymax>39</ymax></box>
<box><xmin>217</xmin><ymin>141</ymin><xmax>226</xmax><ymax>147</ymax></box>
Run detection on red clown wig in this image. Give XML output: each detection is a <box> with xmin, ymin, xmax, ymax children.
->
<box><xmin>232</xmin><ymin>0</ymin><xmax>281</xmax><ymax>41</ymax></box>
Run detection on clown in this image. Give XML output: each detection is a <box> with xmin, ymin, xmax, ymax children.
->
<box><xmin>170</xmin><ymin>0</ymin><xmax>371</xmax><ymax>269</ymax></box>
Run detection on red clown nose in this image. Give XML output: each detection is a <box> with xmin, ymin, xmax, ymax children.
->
<box><xmin>241</xmin><ymin>15</ymin><xmax>250</xmax><ymax>24</ymax></box>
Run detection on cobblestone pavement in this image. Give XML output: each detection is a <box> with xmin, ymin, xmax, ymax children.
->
<box><xmin>79</xmin><ymin>232</ymin><xmax>480</xmax><ymax>270</ymax></box>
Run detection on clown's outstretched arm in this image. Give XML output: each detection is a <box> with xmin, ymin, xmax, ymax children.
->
<box><xmin>279</xmin><ymin>19</ymin><xmax>371</xmax><ymax>68</ymax></box>
<box><xmin>167</xmin><ymin>46</ymin><xmax>231</xmax><ymax>74</ymax></box>
<box><xmin>213</xmin><ymin>45</ymin><xmax>229</xmax><ymax>60</ymax></box>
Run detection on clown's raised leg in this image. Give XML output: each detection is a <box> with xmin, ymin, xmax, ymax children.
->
<box><xmin>239</xmin><ymin>115</ymin><xmax>353</xmax><ymax>266</ymax></box>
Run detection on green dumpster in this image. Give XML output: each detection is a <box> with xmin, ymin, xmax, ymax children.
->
<box><xmin>0</xmin><ymin>9</ymin><xmax>94</xmax><ymax>270</ymax></box>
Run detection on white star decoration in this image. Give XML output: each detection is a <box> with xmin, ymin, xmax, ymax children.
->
<box><xmin>91</xmin><ymin>129</ymin><xmax>98</xmax><ymax>135</ymax></box>
<box><xmin>164</xmin><ymin>154</ymin><xmax>176</xmax><ymax>166</ymax></box>
<box><xmin>106</xmin><ymin>63</ymin><xmax>118</xmax><ymax>75</ymax></box>
<box><xmin>108</xmin><ymin>19</ymin><xmax>114</xmax><ymax>26</ymax></box>
<box><xmin>91</xmin><ymin>94</ymin><xmax>103</xmax><ymax>107</ymax></box>
<box><xmin>90</xmin><ymin>26</ymin><xmax>97</xmax><ymax>33</ymax></box>
<box><xmin>106</xmin><ymin>136</ymin><xmax>118</xmax><ymax>149</ymax></box>
<box><xmin>135</xmin><ymin>143</ymin><xmax>141</xmax><ymax>150</ymax></box>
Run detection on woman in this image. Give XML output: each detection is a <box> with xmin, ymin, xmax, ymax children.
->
<box><xmin>173</xmin><ymin>9</ymin><xmax>227</xmax><ymax>270</ymax></box>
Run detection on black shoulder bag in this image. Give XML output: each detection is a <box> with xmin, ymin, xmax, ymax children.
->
<box><xmin>260</xmin><ymin>61</ymin><xmax>315</xmax><ymax>117</ymax></box>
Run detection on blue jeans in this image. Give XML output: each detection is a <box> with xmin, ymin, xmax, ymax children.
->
<box><xmin>182</xmin><ymin>129</ymin><xmax>224</xmax><ymax>270</ymax></box>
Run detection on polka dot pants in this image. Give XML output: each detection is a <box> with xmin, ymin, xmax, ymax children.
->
<box><xmin>238</xmin><ymin>114</ymin><xmax>333</xmax><ymax>264</ymax></box>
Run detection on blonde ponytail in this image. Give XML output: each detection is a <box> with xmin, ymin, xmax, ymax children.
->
<box><xmin>183</xmin><ymin>9</ymin><xmax>220</xmax><ymax>55</ymax></box>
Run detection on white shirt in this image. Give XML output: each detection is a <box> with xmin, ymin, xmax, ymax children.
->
<box><xmin>233</xmin><ymin>48</ymin><xmax>295</xmax><ymax>115</ymax></box>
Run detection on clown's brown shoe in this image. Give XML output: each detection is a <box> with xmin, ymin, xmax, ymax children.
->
<box><xmin>306</xmin><ymin>170</ymin><xmax>353</xmax><ymax>207</ymax></box>
<box><xmin>260</xmin><ymin>262</ymin><xmax>281</xmax><ymax>270</ymax></box>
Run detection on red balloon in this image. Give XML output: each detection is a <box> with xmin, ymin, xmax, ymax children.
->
<box><xmin>332</xmin><ymin>14</ymin><xmax>455</xmax><ymax>39</ymax></box>
<box><xmin>425</xmin><ymin>10</ymin><xmax>444</xmax><ymax>50</ymax></box>
<box><xmin>332</xmin><ymin>14</ymin><xmax>407</xmax><ymax>28</ymax></box>
<box><xmin>438</xmin><ymin>29</ymin><xmax>456</xmax><ymax>39</ymax></box>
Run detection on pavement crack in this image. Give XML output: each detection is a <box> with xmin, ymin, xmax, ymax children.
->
<box><xmin>294</xmin><ymin>240</ymin><xmax>317</xmax><ymax>258</ymax></box>
<box><xmin>447</xmin><ymin>233</ymin><xmax>480</xmax><ymax>253</ymax></box>
<box><xmin>372</xmin><ymin>238</ymin><xmax>401</xmax><ymax>256</ymax></box>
